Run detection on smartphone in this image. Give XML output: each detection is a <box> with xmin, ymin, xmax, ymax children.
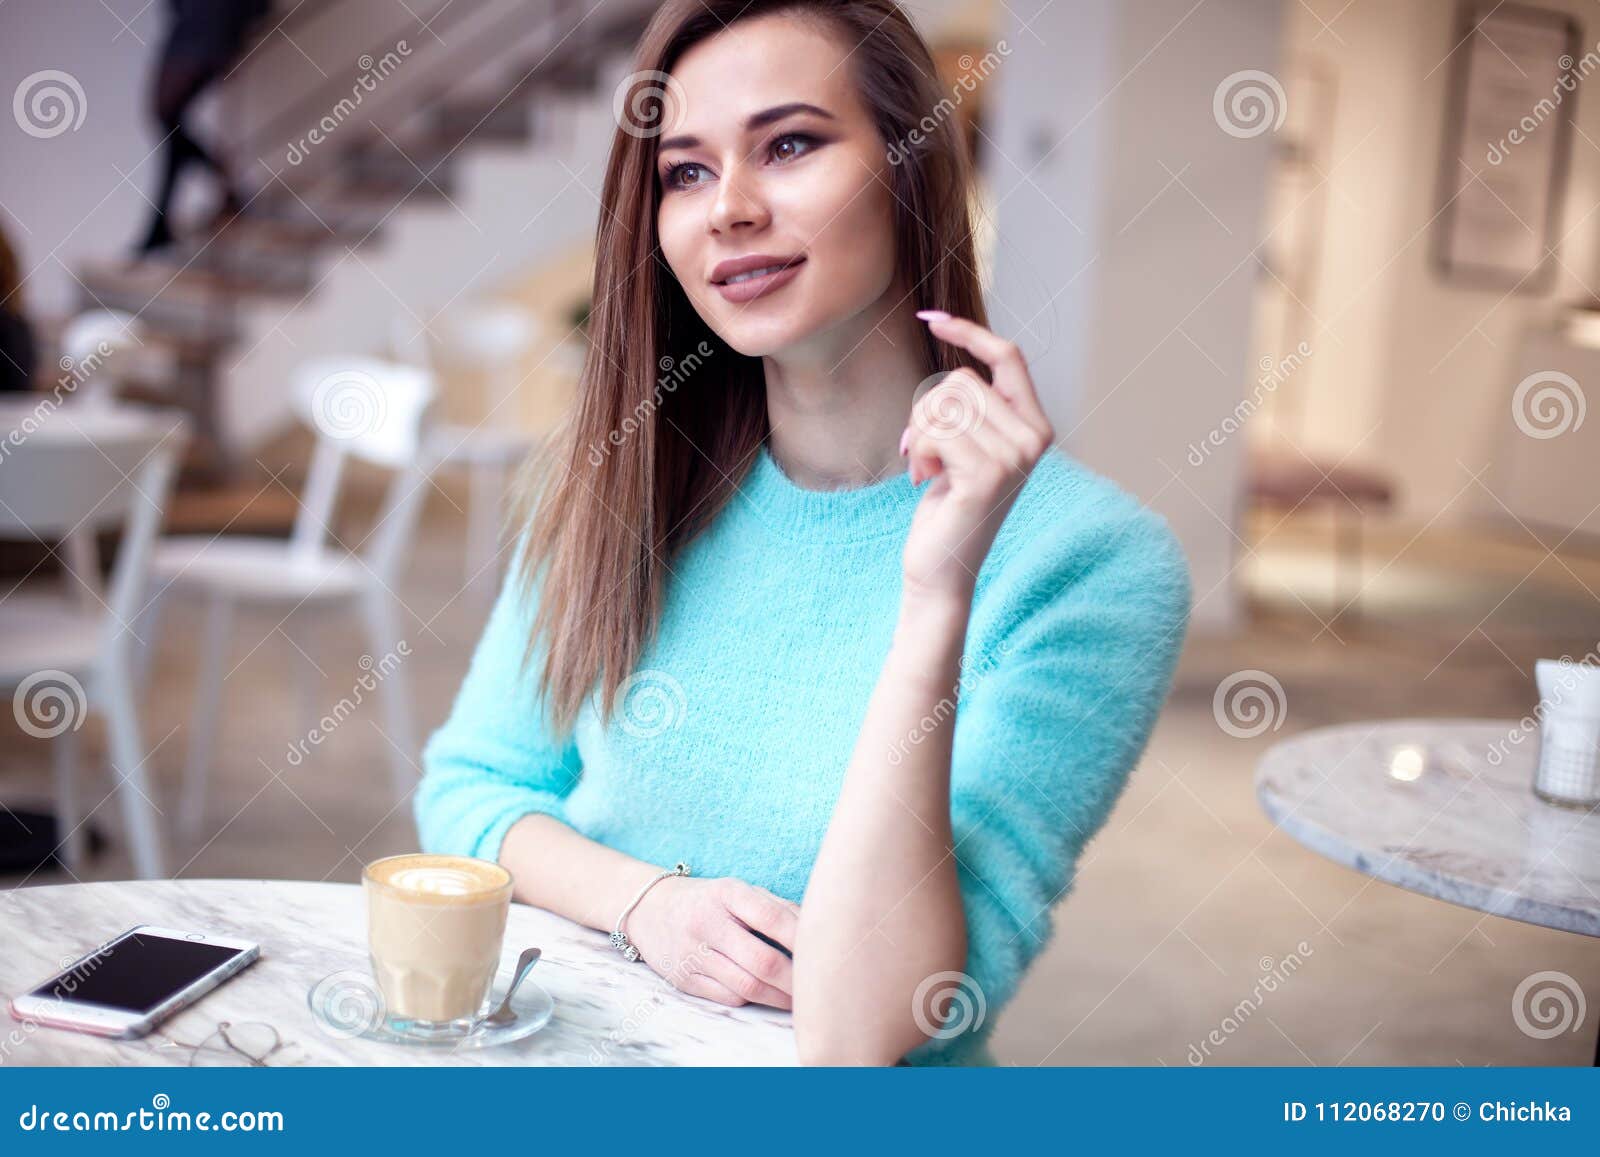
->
<box><xmin>749</xmin><ymin>927</ymin><xmax>793</xmax><ymax>958</ymax></box>
<box><xmin>8</xmin><ymin>925</ymin><xmax>261</xmax><ymax>1039</ymax></box>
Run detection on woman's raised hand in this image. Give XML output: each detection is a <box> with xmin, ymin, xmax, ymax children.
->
<box><xmin>900</xmin><ymin>311</ymin><xmax>1056</xmax><ymax>604</ymax></box>
<box><xmin>623</xmin><ymin>874</ymin><xmax>802</xmax><ymax>1009</ymax></box>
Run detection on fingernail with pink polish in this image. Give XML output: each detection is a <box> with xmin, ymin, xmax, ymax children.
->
<box><xmin>916</xmin><ymin>309</ymin><xmax>951</xmax><ymax>322</ymax></box>
<box><xmin>898</xmin><ymin>427</ymin><xmax>910</xmax><ymax>457</ymax></box>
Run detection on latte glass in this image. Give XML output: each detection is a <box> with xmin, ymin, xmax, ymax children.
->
<box><xmin>363</xmin><ymin>853</ymin><xmax>513</xmax><ymax>1030</ymax></box>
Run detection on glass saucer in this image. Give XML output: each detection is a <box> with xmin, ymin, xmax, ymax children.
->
<box><xmin>306</xmin><ymin>967</ymin><xmax>554</xmax><ymax>1049</ymax></box>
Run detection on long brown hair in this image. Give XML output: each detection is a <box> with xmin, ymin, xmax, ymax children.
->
<box><xmin>520</xmin><ymin>0</ymin><xmax>991</xmax><ymax>735</ymax></box>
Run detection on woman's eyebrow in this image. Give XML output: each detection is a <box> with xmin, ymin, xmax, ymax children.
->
<box><xmin>658</xmin><ymin>102</ymin><xmax>836</xmax><ymax>152</ymax></box>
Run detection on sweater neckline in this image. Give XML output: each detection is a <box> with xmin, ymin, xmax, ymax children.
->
<box><xmin>737</xmin><ymin>441</ymin><xmax>925</xmax><ymax>543</ymax></box>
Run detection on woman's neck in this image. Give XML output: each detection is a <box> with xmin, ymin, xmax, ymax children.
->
<box><xmin>761</xmin><ymin>288</ymin><xmax>928</xmax><ymax>490</ymax></box>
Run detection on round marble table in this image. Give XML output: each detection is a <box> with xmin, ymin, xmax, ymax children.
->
<box><xmin>0</xmin><ymin>880</ymin><xmax>797</xmax><ymax>1066</ymax></box>
<box><xmin>1256</xmin><ymin>719</ymin><xmax>1600</xmax><ymax>1063</ymax></box>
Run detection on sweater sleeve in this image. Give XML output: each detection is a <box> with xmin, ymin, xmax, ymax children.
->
<box><xmin>414</xmin><ymin>555</ymin><xmax>583</xmax><ymax>863</ymax></box>
<box><xmin>906</xmin><ymin>488</ymin><xmax>1191</xmax><ymax>1064</ymax></box>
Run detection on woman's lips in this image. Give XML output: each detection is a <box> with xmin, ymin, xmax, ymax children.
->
<box><xmin>714</xmin><ymin>258</ymin><xmax>805</xmax><ymax>304</ymax></box>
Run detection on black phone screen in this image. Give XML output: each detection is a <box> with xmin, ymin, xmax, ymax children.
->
<box><xmin>30</xmin><ymin>930</ymin><xmax>247</xmax><ymax>1013</ymax></box>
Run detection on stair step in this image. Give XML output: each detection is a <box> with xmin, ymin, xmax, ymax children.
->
<box><xmin>507</xmin><ymin>55</ymin><xmax>602</xmax><ymax>102</ymax></box>
<box><xmin>166</xmin><ymin>237</ymin><xmax>317</xmax><ymax>294</ymax></box>
<box><xmin>332</xmin><ymin>178</ymin><xmax>458</xmax><ymax>209</ymax></box>
<box><xmin>79</xmin><ymin>255</ymin><xmax>307</xmax><ymax>308</ymax></box>
<box><xmin>588</xmin><ymin>5</ymin><xmax>654</xmax><ymax>47</ymax></box>
<box><xmin>90</xmin><ymin>7</ymin><xmax>631</xmax><ymax>461</ymax></box>
<box><xmin>76</xmin><ymin>269</ymin><xmax>267</xmax><ymax>334</ymax></box>
<box><xmin>133</xmin><ymin>326</ymin><xmax>239</xmax><ymax>362</ymax></box>
<box><xmin>431</xmin><ymin>99</ymin><xmax>531</xmax><ymax>145</ymax></box>
<box><xmin>75</xmin><ymin>265</ymin><xmax>286</xmax><ymax>353</ymax></box>
<box><xmin>216</xmin><ymin>206</ymin><xmax>378</xmax><ymax>249</ymax></box>
<box><xmin>242</xmin><ymin>196</ymin><xmax>391</xmax><ymax>250</ymax></box>
<box><xmin>340</xmin><ymin>139</ymin><xmax>459</xmax><ymax>199</ymax></box>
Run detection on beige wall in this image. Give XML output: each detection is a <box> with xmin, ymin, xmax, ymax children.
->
<box><xmin>1271</xmin><ymin>0</ymin><xmax>1600</xmax><ymax>524</ymax></box>
<box><xmin>990</xmin><ymin>0</ymin><xmax>1287</xmax><ymax>630</ymax></box>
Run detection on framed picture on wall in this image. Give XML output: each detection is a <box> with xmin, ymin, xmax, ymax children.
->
<box><xmin>1433</xmin><ymin>2</ymin><xmax>1580</xmax><ymax>292</ymax></box>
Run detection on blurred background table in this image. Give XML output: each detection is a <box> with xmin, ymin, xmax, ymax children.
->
<box><xmin>1256</xmin><ymin>718</ymin><xmax>1600</xmax><ymax>1064</ymax></box>
<box><xmin>0</xmin><ymin>880</ymin><xmax>797</xmax><ymax>1067</ymax></box>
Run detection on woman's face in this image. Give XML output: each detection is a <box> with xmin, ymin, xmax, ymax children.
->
<box><xmin>653</xmin><ymin>13</ymin><xmax>900</xmax><ymax>358</ymax></box>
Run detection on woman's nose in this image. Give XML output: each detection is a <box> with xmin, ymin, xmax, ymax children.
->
<box><xmin>708</xmin><ymin>165</ymin><xmax>769</xmax><ymax>234</ymax></box>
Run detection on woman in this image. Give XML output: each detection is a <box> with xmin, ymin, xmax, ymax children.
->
<box><xmin>416</xmin><ymin>0</ymin><xmax>1190</xmax><ymax>1066</ymax></box>
<box><xmin>132</xmin><ymin>0</ymin><xmax>268</xmax><ymax>257</ymax></box>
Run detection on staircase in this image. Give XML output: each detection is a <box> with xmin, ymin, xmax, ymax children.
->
<box><xmin>75</xmin><ymin>0</ymin><xmax>655</xmax><ymax>505</ymax></box>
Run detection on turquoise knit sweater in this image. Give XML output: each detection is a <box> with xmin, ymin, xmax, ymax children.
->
<box><xmin>416</xmin><ymin>443</ymin><xmax>1191</xmax><ymax>1065</ymax></box>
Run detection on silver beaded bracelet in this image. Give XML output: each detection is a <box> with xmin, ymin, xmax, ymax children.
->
<box><xmin>610</xmin><ymin>861</ymin><xmax>691</xmax><ymax>963</ymax></box>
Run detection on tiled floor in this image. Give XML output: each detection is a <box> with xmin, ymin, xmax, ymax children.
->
<box><xmin>3</xmin><ymin>486</ymin><xmax>1597</xmax><ymax>1065</ymax></box>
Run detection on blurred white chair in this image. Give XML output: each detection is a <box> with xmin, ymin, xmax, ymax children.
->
<box><xmin>60</xmin><ymin>309</ymin><xmax>144</xmax><ymax>408</ymax></box>
<box><xmin>143</xmin><ymin>358</ymin><xmax>436</xmax><ymax>836</ymax></box>
<box><xmin>0</xmin><ymin>402</ymin><xmax>189</xmax><ymax>878</ymax></box>
<box><xmin>391</xmin><ymin>303</ymin><xmax>540</xmax><ymax>596</ymax></box>
<box><xmin>57</xmin><ymin>310</ymin><xmax>149</xmax><ymax>599</ymax></box>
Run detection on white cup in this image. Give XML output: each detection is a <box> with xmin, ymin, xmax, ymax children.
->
<box><xmin>1533</xmin><ymin>659</ymin><xmax>1600</xmax><ymax>807</ymax></box>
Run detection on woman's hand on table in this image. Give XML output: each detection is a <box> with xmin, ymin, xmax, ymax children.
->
<box><xmin>625</xmin><ymin>875</ymin><xmax>802</xmax><ymax>1009</ymax></box>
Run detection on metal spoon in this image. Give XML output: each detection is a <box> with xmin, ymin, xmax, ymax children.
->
<box><xmin>481</xmin><ymin>947</ymin><xmax>542</xmax><ymax>1028</ymax></box>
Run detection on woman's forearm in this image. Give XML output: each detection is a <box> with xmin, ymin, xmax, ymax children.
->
<box><xmin>497</xmin><ymin>813</ymin><xmax>667</xmax><ymax>933</ymax></box>
<box><xmin>793</xmin><ymin>586</ymin><xmax>972</xmax><ymax>1064</ymax></box>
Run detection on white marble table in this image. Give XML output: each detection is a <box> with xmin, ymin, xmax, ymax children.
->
<box><xmin>1256</xmin><ymin>719</ymin><xmax>1600</xmax><ymax>938</ymax></box>
<box><xmin>1259</xmin><ymin>719</ymin><xmax>1600</xmax><ymax>1067</ymax></box>
<box><xmin>0</xmin><ymin>880</ymin><xmax>798</xmax><ymax>1066</ymax></box>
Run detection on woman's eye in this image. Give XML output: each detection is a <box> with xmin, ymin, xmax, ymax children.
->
<box><xmin>661</xmin><ymin>162</ymin><xmax>704</xmax><ymax>191</ymax></box>
<box><xmin>770</xmin><ymin>132</ymin><xmax>817</xmax><ymax>163</ymax></box>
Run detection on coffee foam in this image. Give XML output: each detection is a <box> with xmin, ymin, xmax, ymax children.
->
<box><xmin>367</xmin><ymin>854</ymin><xmax>509</xmax><ymax>902</ymax></box>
